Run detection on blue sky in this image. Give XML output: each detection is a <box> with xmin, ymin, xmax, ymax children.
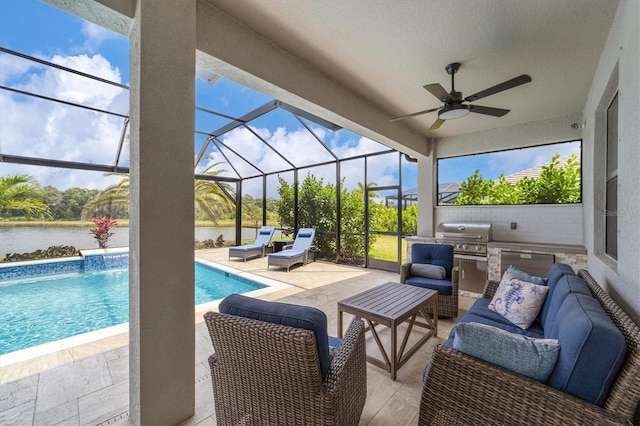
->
<box><xmin>0</xmin><ymin>0</ymin><xmax>579</xmax><ymax>195</ymax></box>
<box><xmin>0</xmin><ymin>0</ymin><xmax>416</xmax><ymax>196</ymax></box>
<box><xmin>438</xmin><ymin>141</ymin><xmax>582</xmax><ymax>184</ymax></box>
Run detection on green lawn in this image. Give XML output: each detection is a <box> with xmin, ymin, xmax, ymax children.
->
<box><xmin>368</xmin><ymin>235</ymin><xmax>407</xmax><ymax>263</ymax></box>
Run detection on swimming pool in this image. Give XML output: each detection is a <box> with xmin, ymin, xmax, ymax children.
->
<box><xmin>0</xmin><ymin>261</ymin><xmax>266</xmax><ymax>355</ymax></box>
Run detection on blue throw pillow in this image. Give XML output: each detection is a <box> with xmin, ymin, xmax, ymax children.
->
<box><xmin>453</xmin><ymin>322</ymin><xmax>560</xmax><ymax>382</ymax></box>
<box><xmin>507</xmin><ymin>265</ymin><xmax>546</xmax><ymax>285</ymax></box>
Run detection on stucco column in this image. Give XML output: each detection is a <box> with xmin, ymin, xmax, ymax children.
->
<box><xmin>129</xmin><ymin>1</ymin><xmax>195</xmax><ymax>424</ymax></box>
<box><xmin>417</xmin><ymin>151</ymin><xmax>435</xmax><ymax>236</ymax></box>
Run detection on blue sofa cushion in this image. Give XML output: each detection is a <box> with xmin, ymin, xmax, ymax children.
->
<box><xmin>444</xmin><ymin>313</ymin><xmax>541</xmax><ymax>349</ymax></box>
<box><xmin>539</xmin><ymin>263</ymin><xmax>576</xmax><ymax>325</ymax></box>
<box><xmin>468</xmin><ymin>298</ymin><xmax>545</xmax><ymax>336</ymax></box>
<box><xmin>453</xmin><ymin>322</ymin><xmax>560</xmax><ymax>382</ymax></box>
<box><xmin>219</xmin><ymin>294</ymin><xmax>332</xmax><ymax>379</ymax></box>
<box><xmin>546</xmin><ymin>293</ymin><xmax>627</xmax><ymax>406</ymax></box>
<box><xmin>411</xmin><ymin>244</ymin><xmax>454</xmax><ymax>279</ymax></box>
<box><xmin>542</xmin><ymin>275</ymin><xmax>591</xmax><ymax>330</ymax></box>
<box><xmin>405</xmin><ymin>276</ymin><xmax>452</xmax><ymax>295</ymax></box>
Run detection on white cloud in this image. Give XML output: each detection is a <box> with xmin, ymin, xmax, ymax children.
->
<box><xmin>485</xmin><ymin>141</ymin><xmax>581</xmax><ymax>176</ymax></box>
<box><xmin>79</xmin><ymin>21</ymin><xmax>119</xmax><ymax>52</ymax></box>
<box><xmin>1</xmin><ymin>53</ymin><xmax>127</xmax><ymax>190</ymax></box>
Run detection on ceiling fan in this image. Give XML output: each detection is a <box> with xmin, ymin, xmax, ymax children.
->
<box><xmin>389</xmin><ymin>63</ymin><xmax>532</xmax><ymax>130</ymax></box>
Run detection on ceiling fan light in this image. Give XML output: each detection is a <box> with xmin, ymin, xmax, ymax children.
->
<box><xmin>439</xmin><ymin>105</ymin><xmax>470</xmax><ymax>120</ymax></box>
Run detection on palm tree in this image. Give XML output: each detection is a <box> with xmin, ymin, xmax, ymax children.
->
<box><xmin>355</xmin><ymin>181</ymin><xmax>378</xmax><ymax>199</ymax></box>
<box><xmin>81</xmin><ymin>157</ymin><xmax>234</xmax><ymax>224</ymax></box>
<box><xmin>0</xmin><ymin>174</ymin><xmax>52</xmax><ymax>219</ymax></box>
<box><xmin>81</xmin><ymin>174</ymin><xmax>130</xmax><ymax>220</ymax></box>
<box><xmin>194</xmin><ymin>160</ymin><xmax>234</xmax><ymax>225</ymax></box>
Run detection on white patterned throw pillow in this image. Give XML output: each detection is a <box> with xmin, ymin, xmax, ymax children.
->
<box><xmin>488</xmin><ymin>272</ymin><xmax>549</xmax><ymax>329</ymax></box>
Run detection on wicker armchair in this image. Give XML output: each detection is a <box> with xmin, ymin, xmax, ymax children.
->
<box><xmin>204</xmin><ymin>301</ymin><xmax>367</xmax><ymax>425</ymax></box>
<box><xmin>418</xmin><ymin>270</ymin><xmax>640</xmax><ymax>426</ymax></box>
<box><xmin>401</xmin><ymin>244</ymin><xmax>459</xmax><ymax>318</ymax></box>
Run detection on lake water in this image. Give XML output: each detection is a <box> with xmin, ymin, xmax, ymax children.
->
<box><xmin>0</xmin><ymin>226</ymin><xmax>285</xmax><ymax>255</ymax></box>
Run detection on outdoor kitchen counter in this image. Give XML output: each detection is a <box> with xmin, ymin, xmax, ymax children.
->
<box><xmin>488</xmin><ymin>241</ymin><xmax>587</xmax><ymax>255</ymax></box>
<box><xmin>487</xmin><ymin>241</ymin><xmax>588</xmax><ymax>282</ymax></box>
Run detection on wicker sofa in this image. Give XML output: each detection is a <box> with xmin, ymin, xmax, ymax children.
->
<box><xmin>419</xmin><ymin>266</ymin><xmax>640</xmax><ymax>426</ymax></box>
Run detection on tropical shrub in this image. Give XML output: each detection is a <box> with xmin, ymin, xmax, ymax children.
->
<box><xmin>3</xmin><ymin>245</ymin><xmax>80</xmax><ymax>262</ymax></box>
<box><xmin>89</xmin><ymin>216</ymin><xmax>118</xmax><ymax>249</ymax></box>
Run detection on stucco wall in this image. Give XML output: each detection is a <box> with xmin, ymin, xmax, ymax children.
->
<box><xmin>581</xmin><ymin>0</ymin><xmax>640</xmax><ymax>322</ymax></box>
<box><xmin>435</xmin><ymin>204</ymin><xmax>583</xmax><ymax>245</ymax></box>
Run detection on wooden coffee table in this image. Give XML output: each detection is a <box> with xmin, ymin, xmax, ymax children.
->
<box><xmin>337</xmin><ymin>282</ymin><xmax>437</xmax><ymax>380</ymax></box>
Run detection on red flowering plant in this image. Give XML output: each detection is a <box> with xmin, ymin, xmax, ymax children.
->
<box><xmin>89</xmin><ymin>216</ymin><xmax>118</xmax><ymax>249</ymax></box>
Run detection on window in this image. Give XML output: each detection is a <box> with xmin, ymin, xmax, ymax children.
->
<box><xmin>605</xmin><ymin>93</ymin><xmax>618</xmax><ymax>259</ymax></box>
<box><xmin>437</xmin><ymin>141</ymin><xmax>582</xmax><ymax>205</ymax></box>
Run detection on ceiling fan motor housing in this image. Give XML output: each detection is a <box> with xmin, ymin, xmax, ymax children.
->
<box><xmin>439</xmin><ymin>103</ymin><xmax>470</xmax><ymax>120</ymax></box>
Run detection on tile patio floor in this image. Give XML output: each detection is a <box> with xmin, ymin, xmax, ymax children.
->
<box><xmin>0</xmin><ymin>248</ymin><xmax>474</xmax><ymax>425</ymax></box>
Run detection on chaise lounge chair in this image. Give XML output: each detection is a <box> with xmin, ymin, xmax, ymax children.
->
<box><xmin>267</xmin><ymin>228</ymin><xmax>315</xmax><ymax>272</ymax></box>
<box><xmin>228</xmin><ymin>226</ymin><xmax>275</xmax><ymax>262</ymax></box>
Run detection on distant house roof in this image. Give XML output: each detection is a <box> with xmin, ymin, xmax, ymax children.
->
<box><xmin>438</xmin><ymin>182</ymin><xmax>459</xmax><ymax>204</ymax></box>
<box><xmin>498</xmin><ymin>155</ymin><xmax>581</xmax><ymax>185</ymax></box>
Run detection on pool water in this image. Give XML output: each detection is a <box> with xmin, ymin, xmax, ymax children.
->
<box><xmin>0</xmin><ymin>263</ymin><xmax>265</xmax><ymax>355</ymax></box>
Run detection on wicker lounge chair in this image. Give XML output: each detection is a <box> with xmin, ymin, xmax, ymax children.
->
<box><xmin>401</xmin><ymin>243</ymin><xmax>459</xmax><ymax>318</ymax></box>
<box><xmin>228</xmin><ymin>226</ymin><xmax>275</xmax><ymax>261</ymax></box>
<box><xmin>267</xmin><ymin>228</ymin><xmax>315</xmax><ymax>271</ymax></box>
<box><xmin>204</xmin><ymin>294</ymin><xmax>367</xmax><ymax>425</ymax></box>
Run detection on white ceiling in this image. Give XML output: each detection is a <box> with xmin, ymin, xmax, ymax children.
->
<box><xmin>205</xmin><ymin>0</ymin><xmax>617</xmax><ymax>138</ymax></box>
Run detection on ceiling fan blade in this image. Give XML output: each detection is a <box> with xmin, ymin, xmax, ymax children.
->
<box><xmin>389</xmin><ymin>107</ymin><xmax>440</xmax><ymax>122</ymax></box>
<box><xmin>468</xmin><ymin>105</ymin><xmax>511</xmax><ymax>117</ymax></box>
<box><xmin>428</xmin><ymin>118</ymin><xmax>445</xmax><ymax>130</ymax></box>
<box><xmin>464</xmin><ymin>74</ymin><xmax>532</xmax><ymax>102</ymax></box>
<box><xmin>423</xmin><ymin>83</ymin><xmax>454</xmax><ymax>103</ymax></box>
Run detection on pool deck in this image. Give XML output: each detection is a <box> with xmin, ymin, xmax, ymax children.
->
<box><xmin>0</xmin><ymin>248</ymin><xmax>474</xmax><ymax>425</ymax></box>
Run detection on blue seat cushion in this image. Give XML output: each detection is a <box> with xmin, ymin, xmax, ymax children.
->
<box><xmin>230</xmin><ymin>243</ymin><xmax>262</xmax><ymax>252</ymax></box>
<box><xmin>411</xmin><ymin>244</ymin><xmax>454</xmax><ymax>279</ymax></box>
<box><xmin>542</xmin><ymin>275</ymin><xmax>591</xmax><ymax>330</ymax></box>
<box><xmin>259</xmin><ymin>229</ymin><xmax>272</xmax><ymax>235</ymax></box>
<box><xmin>405</xmin><ymin>276</ymin><xmax>452</xmax><ymax>295</ymax></box>
<box><xmin>444</xmin><ymin>311</ymin><xmax>544</xmax><ymax>349</ymax></box>
<box><xmin>269</xmin><ymin>249</ymin><xmax>305</xmax><ymax>259</ymax></box>
<box><xmin>539</xmin><ymin>263</ymin><xmax>575</xmax><ymax>325</ymax></box>
<box><xmin>219</xmin><ymin>294</ymin><xmax>331</xmax><ymax>379</ymax></box>
<box><xmin>468</xmin><ymin>298</ymin><xmax>545</xmax><ymax>336</ymax></box>
<box><xmin>546</xmin><ymin>293</ymin><xmax>626</xmax><ymax>406</ymax></box>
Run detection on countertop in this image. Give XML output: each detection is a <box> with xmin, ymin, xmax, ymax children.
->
<box><xmin>405</xmin><ymin>236</ymin><xmax>586</xmax><ymax>255</ymax></box>
<box><xmin>488</xmin><ymin>241</ymin><xmax>587</xmax><ymax>255</ymax></box>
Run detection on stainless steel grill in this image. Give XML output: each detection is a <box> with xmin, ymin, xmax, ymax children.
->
<box><xmin>436</xmin><ymin>222</ymin><xmax>493</xmax><ymax>294</ymax></box>
<box><xmin>435</xmin><ymin>222</ymin><xmax>492</xmax><ymax>256</ymax></box>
